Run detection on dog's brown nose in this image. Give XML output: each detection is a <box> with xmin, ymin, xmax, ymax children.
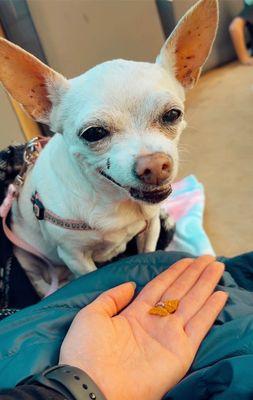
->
<box><xmin>135</xmin><ymin>153</ymin><xmax>172</xmax><ymax>185</ymax></box>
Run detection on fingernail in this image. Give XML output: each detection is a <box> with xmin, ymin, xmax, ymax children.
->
<box><xmin>129</xmin><ymin>281</ymin><xmax>137</xmax><ymax>290</ymax></box>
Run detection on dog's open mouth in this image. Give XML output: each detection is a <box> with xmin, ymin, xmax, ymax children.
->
<box><xmin>129</xmin><ymin>185</ymin><xmax>172</xmax><ymax>204</ymax></box>
<box><xmin>99</xmin><ymin>170</ymin><xmax>172</xmax><ymax>204</ymax></box>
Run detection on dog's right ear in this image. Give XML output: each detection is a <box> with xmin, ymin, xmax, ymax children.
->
<box><xmin>0</xmin><ymin>38</ymin><xmax>69</xmax><ymax>124</ymax></box>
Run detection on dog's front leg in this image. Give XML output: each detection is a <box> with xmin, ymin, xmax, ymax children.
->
<box><xmin>137</xmin><ymin>214</ymin><xmax>160</xmax><ymax>253</ymax></box>
<box><xmin>57</xmin><ymin>245</ymin><xmax>96</xmax><ymax>277</ymax></box>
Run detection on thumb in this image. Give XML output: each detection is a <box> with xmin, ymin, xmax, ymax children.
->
<box><xmin>88</xmin><ymin>282</ymin><xmax>136</xmax><ymax>317</ymax></box>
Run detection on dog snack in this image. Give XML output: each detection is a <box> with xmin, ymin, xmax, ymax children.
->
<box><xmin>149</xmin><ymin>299</ymin><xmax>179</xmax><ymax>316</ymax></box>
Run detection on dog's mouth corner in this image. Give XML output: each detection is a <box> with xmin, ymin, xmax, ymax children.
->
<box><xmin>98</xmin><ymin>169</ymin><xmax>172</xmax><ymax>204</ymax></box>
<box><xmin>99</xmin><ymin>169</ymin><xmax>124</xmax><ymax>189</ymax></box>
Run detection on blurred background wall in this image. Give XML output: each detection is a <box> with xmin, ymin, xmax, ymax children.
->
<box><xmin>0</xmin><ymin>85</ymin><xmax>24</xmax><ymax>147</ymax></box>
<box><xmin>27</xmin><ymin>0</ymin><xmax>164</xmax><ymax>78</ymax></box>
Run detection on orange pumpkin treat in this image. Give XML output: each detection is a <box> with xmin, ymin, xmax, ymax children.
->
<box><xmin>149</xmin><ymin>299</ymin><xmax>179</xmax><ymax>317</ymax></box>
<box><xmin>149</xmin><ymin>306</ymin><xmax>169</xmax><ymax>316</ymax></box>
<box><xmin>164</xmin><ymin>299</ymin><xmax>179</xmax><ymax>313</ymax></box>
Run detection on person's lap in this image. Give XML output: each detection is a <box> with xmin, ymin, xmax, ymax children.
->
<box><xmin>1</xmin><ymin>250</ymin><xmax>253</xmax><ymax>398</ymax></box>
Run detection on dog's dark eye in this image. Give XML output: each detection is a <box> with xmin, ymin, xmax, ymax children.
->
<box><xmin>162</xmin><ymin>109</ymin><xmax>182</xmax><ymax>124</ymax></box>
<box><xmin>79</xmin><ymin>127</ymin><xmax>110</xmax><ymax>142</ymax></box>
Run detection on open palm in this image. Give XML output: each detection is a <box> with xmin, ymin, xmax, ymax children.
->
<box><xmin>60</xmin><ymin>256</ymin><xmax>227</xmax><ymax>400</ymax></box>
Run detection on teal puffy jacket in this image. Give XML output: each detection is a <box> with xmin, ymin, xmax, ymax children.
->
<box><xmin>0</xmin><ymin>250</ymin><xmax>253</xmax><ymax>399</ymax></box>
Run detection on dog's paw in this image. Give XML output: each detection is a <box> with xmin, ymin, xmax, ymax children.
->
<box><xmin>156</xmin><ymin>209</ymin><xmax>176</xmax><ymax>250</ymax></box>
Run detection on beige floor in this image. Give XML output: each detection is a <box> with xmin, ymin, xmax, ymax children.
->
<box><xmin>178</xmin><ymin>61</ymin><xmax>253</xmax><ymax>257</ymax></box>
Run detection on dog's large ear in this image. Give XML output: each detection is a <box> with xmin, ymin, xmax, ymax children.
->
<box><xmin>0</xmin><ymin>38</ymin><xmax>69</xmax><ymax>123</ymax></box>
<box><xmin>156</xmin><ymin>0</ymin><xmax>218</xmax><ymax>89</ymax></box>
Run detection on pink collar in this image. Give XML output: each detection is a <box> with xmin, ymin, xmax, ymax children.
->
<box><xmin>31</xmin><ymin>191</ymin><xmax>92</xmax><ymax>230</ymax></box>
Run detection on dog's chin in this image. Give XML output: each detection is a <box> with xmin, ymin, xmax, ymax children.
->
<box><xmin>98</xmin><ymin>170</ymin><xmax>172</xmax><ymax>204</ymax></box>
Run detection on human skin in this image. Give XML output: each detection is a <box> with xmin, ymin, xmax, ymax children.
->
<box><xmin>60</xmin><ymin>255</ymin><xmax>228</xmax><ymax>400</ymax></box>
<box><xmin>229</xmin><ymin>17</ymin><xmax>253</xmax><ymax>65</ymax></box>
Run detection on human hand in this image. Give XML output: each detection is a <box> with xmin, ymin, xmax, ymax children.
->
<box><xmin>59</xmin><ymin>256</ymin><xmax>228</xmax><ymax>400</ymax></box>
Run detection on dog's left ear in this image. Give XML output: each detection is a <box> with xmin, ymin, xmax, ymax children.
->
<box><xmin>156</xmin><ymin>0</ymin><xmax>218</xmax><ymax>89</ymax></box>
<box><xmin>0</xmin><ymin>38</ymin><xmax>69</xmax><ymax>124</ymax></box>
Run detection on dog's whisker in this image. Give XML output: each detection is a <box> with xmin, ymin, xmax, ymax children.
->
<box><xmin>183</xmin><ymin>123</ymin><xmax>200</xmax><ymax>132</ymax></box>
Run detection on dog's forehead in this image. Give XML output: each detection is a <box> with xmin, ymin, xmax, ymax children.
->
<box><xmin>68</xmin><ymin>59</ymin><xmax>185</xmax><ymax>111</ymax></box>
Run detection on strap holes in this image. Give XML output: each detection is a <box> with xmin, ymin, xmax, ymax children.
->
<box><xmin>83</xmin><ymin>383</ymin><xmax>88</xmax><ymax>390</ymax></box>
<box><xmin>74</xmin><ymin>375</ymin><xmax>80</xmax><ymax>380</ymax></box>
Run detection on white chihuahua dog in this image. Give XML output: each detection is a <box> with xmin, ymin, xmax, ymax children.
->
<box><xmin>0</xmin><ymin>0</ymin><xmax>218</xmax><ymax>295</ymax></box>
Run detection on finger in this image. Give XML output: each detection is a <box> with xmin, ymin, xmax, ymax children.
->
<box><xmin>87</xmin><ymin>282</ymin><xmax>136</xmax><ymax>317</ymax></box>
<box><xmin>185</xmin><ymin>291</ymin><xmax>228</xmax><ymax>351</ymax></box>
<box><xmin>160</xmin><ymin>255</ymin><xmax>216</xmax><ymax>303</ymax></box>
<box><xmin>176</xmin><ymin>261</ymin><xmax>225</xmax><ymax>325</ymax></box>
<box><xmin>136</xmin><ymin>258</ymin><xmax>194</xmax><ymax>305</ymax></box>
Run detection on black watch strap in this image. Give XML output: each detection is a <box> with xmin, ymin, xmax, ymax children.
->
<box><xmin>22</xmin><ymin>364</ymin><xmax>107</xmax><ymax>400</ymax></box>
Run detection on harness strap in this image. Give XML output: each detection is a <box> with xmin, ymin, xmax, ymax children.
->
<box><xmin>0</xmin><ymin>184</ymin><xmax>58</xmax><ymax>296</ymax></box>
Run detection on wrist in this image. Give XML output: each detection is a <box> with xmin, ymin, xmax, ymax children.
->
<box><xmin>65</xmin><ymin>362</ymin><xmax>134</xmax><ymax>400</ymax></box>
<box><xmin>21</xmin><ymin>364</ymin><xmax>107</xmax><ymax>400</ymax></box>
<box><xmin>64</xmin><ymin>361</ymin><xmax>116</xmax><ymax>400</ymax></box>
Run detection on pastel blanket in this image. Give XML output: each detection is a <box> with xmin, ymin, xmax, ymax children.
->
<box><xmin>162</xmin><ymin>175</ymin><xmax>215</xmax><ymax>256</ymax></box>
